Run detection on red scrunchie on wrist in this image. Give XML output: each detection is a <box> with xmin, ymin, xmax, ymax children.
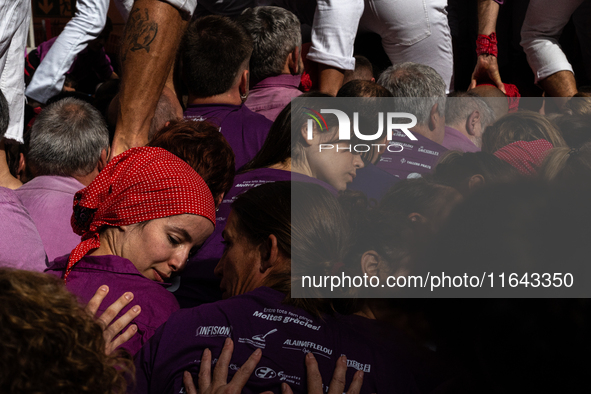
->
<box><xmin>476</xmin><ymin>32</ymin><xmax>498</xmax><ymax>57</ymax></box>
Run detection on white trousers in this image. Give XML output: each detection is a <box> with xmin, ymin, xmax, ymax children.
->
<box><xmin>305</xmin><ymin>0</ymin><xmax>454</xmax><ymax>91</ymax></box>
<box><xmin>521</xmin><ymin>0</ymin><xmax>591</xmax><ymax>83</ymax></box>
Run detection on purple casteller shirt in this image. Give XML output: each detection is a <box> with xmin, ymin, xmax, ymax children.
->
<box><xmin>0</xmin><ymin>186</ymin><xmax>47</xmax><ymax>271</ymax></box>
<box><xmin>36</xmin><ymin>36</ymin><xmax>114</xmax><ymax>82</ymax></box>
<box><xmin>184</xmin><ymin>104</ymin><xmax>272</xmax><ymax>170</ymax></box>
<box><xmin>174</xmin><ymin>170</ymin><xmax>338</xmax><ymax>308</ymax></box>
<box><xmin>134</xmin><ymin>287</ymin><xmax>420</xmax><ymax>394</ymax></box>
<box><xmin>441</xmin><ymin>126</ymin><xmax>480</xmax><ymax>153</ymax></box>
<box><xmin>174</xmin><ymin>168</ymin><xmax>292</xmax><ymax>308</ymax></box>
<box><xmin>376</xmin><ymin>130</ymin><xmax>448</xmax><ymax>179</ymax></box>
<box><xmin>46</xmin><ymin>254</ymin><xmax>179</xmax><ymax>356</ymax></box>
<box><xmin>347</xmin><ymin>163</ymin><xmax>399</xmax><ymax>202</ymax></box>
<box><xmin>15</xmin><ymin>175</ymin><xmax>84</xmax><ymax>262</ymax></box>
<box><xmin>245</xmin><ymin>74</ymin><xmax>303</xmax><ymax>121</ymax></box>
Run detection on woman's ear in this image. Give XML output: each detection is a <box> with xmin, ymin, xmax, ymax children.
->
<box><xmin>300</xmin><ymin>122</ymin><xmax>319</xmax><ymax>147</ymax></box>
<box><xmin>408</xmin><ymin>212</ymin><xmax>427</xmax><ymax>223</ymax></box>
<box><xmin>259</xmin><ymin>234</ymin><xmax>281</xmax><ymax>273</ymax></box>
<box><xmin>361</xmin><ymin>250</ymin><xmax>381</xmax><ymax>277</ymax></box>
<box><xmin>468</xmin><ymin>174</ymin><xmax>485</xmax><ymax>190</ymax></box>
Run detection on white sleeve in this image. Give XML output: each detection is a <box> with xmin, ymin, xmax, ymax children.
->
<box><xmin>113</xmin><ymin>0</ymin><xmax>197</xmax><ymax>21</ymax></box>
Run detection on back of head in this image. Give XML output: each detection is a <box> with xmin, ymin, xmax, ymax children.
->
<box><xmin>232</xmin><ymin>181</ymin><xmax>349</xmax><ymax>314</ymax></box>
<box><xmin>434</xmin><ymin>151</ymin><xmax>520</xmax><ymax>196</ymax></box>
<box><xmin>564</xmin><ymin>95</ymin><xmax>591</xmax><ymax>116</ymax></box>
<box><xmin>180</xmin><ymin>15</ymin><xmax>253</xmax><ymax>98</ymax></box>
<box><xmin>377</xmin><ymin>62</ymin><xmax>446</xmax><ymax>124</ymax></box>
<box><xmin>0</xmin><ymin>268</ymin><xmax>130</xmax><ymax>394</ymax></box>
<box><xmin>107</xmin><ymin>87</ymin><xmax>181</xmax><ymax>142</ymax></box>
<box><xmin>424</xmin><ymin>181</ymin><xmax>591</xmax><ymax>278</ymax></box>
<box><xmin>445</xmin><ymin>91</ymin><xmax>496</xmax><ymax>130</ymax></box>
<box><xmin>342</xmin><ymin>55</ymin><xmax>374</xmax><ymax>84</ymax></box>
<box><xmin>469</xmin><ymin>85</ymin><xmax>509</xmax><ymax>120</ymax></box>
<box><xmin>148</xmin><ymin>87</ymin><xmax>183</xmax><ymax>140</ymax></box>
<box><xmin>148</xmin><ymin>119</ymin><xmax>236</xmax><ymax>205</ymax></box>
<box><xmin>337</xmin><ymin>80</ymin><xmax>392</xmax><ymax>98</ymax></box>
<box><xmin>481</xmin><ymin>111</ymin><xmax>567</xmax><ymax>154</ymax></box>
<box><xmin>0</xmin><ymin>90</ymin><xmax>8</xmax><ymax>140</ymax></box>
<box><xmin>238</xmin><ymin>6</ymin><xmax>301</xmax><ymax>83</ymax></box>
<box><xmin>379</xmin><ymin>178</ymin><xmax>462</xmax><ymax>231</ymax></box>
<box><xmin>551</xmin><ymin>114</ymin><xmax>591</xmax><ymax>148</ymax></box>
<box><xmin>540</xmin><ymin>144</ymin><xmax>591</xmax><ymax>182</ymax></box>
<box><xmin>28</xmin><ymin>97</ymin><xmax>109</xmax><ymax>177</ymax></box>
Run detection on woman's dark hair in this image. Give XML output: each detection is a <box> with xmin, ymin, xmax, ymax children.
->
<box><xmin>149</xmin><ymin>119</ymin><xmax>235</xmax><ymax>206</ymax></box>
<box><xmin>433</xmin><ymin>151</ymin><xmax>520</xmax><ymax>196</ymax></box>
<box><xmin>231</xmin><ymin>181</ymin><xmax>350</xmax><ymax>316</ymax></box>
<box><xmin>551</xmin><ymin>114</ymin><xmax>591</xmax><ymax>148</ymax></box>
<box><xmin>379</xmin><ymin>178</ymin><xmax>462</xmax><ymax>230</ymax></box>
<box><xmin>336</xmin><ymin>80</ymin><xmax>393</xmax><ymax>98</ymax></box>
<box><xmin>241</xmin><ymin>92</ymin><xmax>333</xmax><ymax>172</ymax></box>
<box><xmin>338</xmin><ymin>190</ymin><xmax>426</xmax><ymax>301</ymax></box>
<box><xmin>481</xmin><ymin>111</ymin><xmax>566</xmax><ymax>154</ymax></box>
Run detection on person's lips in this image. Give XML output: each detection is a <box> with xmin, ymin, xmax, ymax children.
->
<box><xmin>152</xmin><ymin>269</ymin><xmax>170</xmax><ymax>283</ymax></box>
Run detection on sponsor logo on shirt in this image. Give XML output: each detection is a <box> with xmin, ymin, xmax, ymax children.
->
<box><xmin>282</xmin><ymin>339</ymin><xmax>333</xmax><ymax>359</ymax></box>
<box><xmin>417</xmin><ymin>146</ymin><xmax>440</xmax><ymax>156</ymax></box>
<box><xmin>253</xmin><ymin>310</ymin><xmax>321</xmax><ymax>331</ymax></box>
<box><xmin>254</xmin><ymin>367</ymin><xmax>301</xmax><ymax>385</ymax></box>
<box><xmin>196</xmin><ymin>325</ymin><xmax>232</xmax><ymax>337</ymax></box>
<box><xmin>345</xmin><ymin>357</ymin><xmax>371</xmax><ymax>373</ymax></box>
<box><xmin>278</xmin><ymin>371</ymin><xmax>301</xmax><ymax>385</ymax></box>
<box><xmin>186</xmin><ymin>115</ymin><xmax>207</xmax><ymax>122</ymax></box>
<box><xmin>406</xmin><ymin>160</ymin><xmax>432</xmax><ymax>169</ymax></box>
<box><xmin>255</xmin><ymin>367</ymin><xmax>277</xmax><ymax>379</ymax></box>
<box><xmin>238</xmin><ymin>328</ymin><xmax>278</xmax><ymax>349</ymax></box>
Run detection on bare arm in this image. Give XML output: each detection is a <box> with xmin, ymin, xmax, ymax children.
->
<box><xmin>111</xmin><ymin>0</ymin><xmax>188</xmax><ymax>159</ymax></box>
<box><xmin>470</xmin><ymin>0</ymin><xmax>505</xmax><ymax>92</ymax></box>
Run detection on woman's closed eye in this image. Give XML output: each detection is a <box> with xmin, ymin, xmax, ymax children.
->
<box><xmin>168</xmin><ymin>235</ymin><xmax>180</xmax><ymax>246</ymax></box>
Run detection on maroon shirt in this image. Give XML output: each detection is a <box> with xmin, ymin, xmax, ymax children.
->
<box><xmin>46</xmin><ymin>254</ymin><xmax>179</xmax><ymax>356</ymax></box>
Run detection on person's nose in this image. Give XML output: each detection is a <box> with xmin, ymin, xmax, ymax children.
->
<box><xmin>354</xmin><ymin>154</ymin><xmax>365</xmax><ymax>169</ymax></box>
<box><xmin>169</xmin><ymin>250</ymin><xmax>188</xmax><ymax>273</ymax></box>
<box><xmin>213</xmin><ymin>258</ymin><xmax>224</xmax><ymax>278</ymax></box>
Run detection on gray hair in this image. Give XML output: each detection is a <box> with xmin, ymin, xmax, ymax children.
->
<box><xmin>0</xmin><ymin>90</ymin><xmax>8</xmax><ymax>139</ymax></box>
<box><xmin>28</xmin><ymin>97</ymin><xmax>109</xmax><ymax>177</ymax></box>
<box><xmin>446</xmin><ymin>92</ymin><xmax>496</xmax><ymax>130</ymax></box>
<box><xmin>239</xmin><ymin>6</ymin><xmax>301</xmax><ymax>82</ymax></box>
<box><xmin>377</xmin><ymin>62</ymin><xmax>446</xmax><ymax>125</ymax></box>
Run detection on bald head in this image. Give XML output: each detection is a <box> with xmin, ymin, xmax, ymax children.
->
<box><xmin>470</xmin><ymin>85</ymin><xmax>509</xmax><ymax>121</ymax></box>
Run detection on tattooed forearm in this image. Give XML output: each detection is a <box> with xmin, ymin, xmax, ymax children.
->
<box><xmin>122</xmin><ymin>8</ymin><xmax>159</xmax><ymax>62</ymax></box>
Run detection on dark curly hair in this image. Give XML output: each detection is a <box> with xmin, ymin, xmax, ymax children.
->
<box><xmin>149</xmin><ymin>119</ymin><xmax>236</xmax><ymax>207</ymax></box>
<box><xmin>0</xmin><ymin>268</ymin><xmax>133</xmax><ymax>394</ymax></box>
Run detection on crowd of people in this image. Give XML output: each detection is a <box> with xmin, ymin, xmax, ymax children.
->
<box><xmin>1</xmin><ymin>0</ymin><xmax>591</xmax><ymax>393</ymax></box>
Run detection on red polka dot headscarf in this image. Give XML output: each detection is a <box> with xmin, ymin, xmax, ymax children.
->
<box><xmin>493</xmin><ymin>139</ymin><xmax>553</xmax><ymax>176</ymax></box>
<box><xmin>65</xmin><ymin>146</ymin><xmax>216</xmax><ymax>283</ymax></box>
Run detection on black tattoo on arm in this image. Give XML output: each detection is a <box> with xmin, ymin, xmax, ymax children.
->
<box><xmin>122</xmin><ymin>8</ymin><xmax>159</xmax><ymax>62</ymax></box>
